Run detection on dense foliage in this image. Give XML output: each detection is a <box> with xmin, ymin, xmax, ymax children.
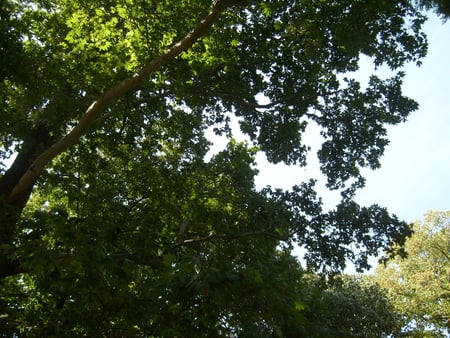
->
<box><xmin>298</xmin><ymin>275</ymin><xmax>404</xmax><ymax>337</ymax></box>
<box><xmin>373</xmin><ymin>211</ymin><xmax>450</xmax><ymax>337</ymax></box>
<box><xmin>0</xmin><ymin>0</ymin><xmax>445</xmax><ymax>336</ymax></box>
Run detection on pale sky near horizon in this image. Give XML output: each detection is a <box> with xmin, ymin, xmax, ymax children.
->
<box><xmin>250</xmin><ymin>13</ymin><xmax>450</xmax><ymax>225</ymax></box>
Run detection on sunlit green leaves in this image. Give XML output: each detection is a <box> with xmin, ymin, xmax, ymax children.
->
<box><xmin>373</xmin><ymin>211</ymin><xmax>450</xmax><ymax>336</ymax></box>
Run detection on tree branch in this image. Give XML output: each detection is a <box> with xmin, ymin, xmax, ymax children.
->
<box><xmin>172</xmin><ymin>228</ymin><xmax>284</xmax><ymax>249</ymax></box>
<box><xmin>187</xmin><ymin>87</ymin><xmax>321</xmax><ymax>121</ymax></box>
<box><xmin>113</xmin><ymin>252</ymin><xmax>164</xmax><ymax>269</ymax></box>
<box><xmin>7</xmin><ymin>0</ymin><xmax>231</xmax><ymax>204</ymax></box>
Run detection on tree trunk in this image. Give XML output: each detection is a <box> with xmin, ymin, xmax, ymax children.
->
<box><xmin>0</xmin><ymin>123</ymin><xmax>51</xmax><ymax>278</ymax></box>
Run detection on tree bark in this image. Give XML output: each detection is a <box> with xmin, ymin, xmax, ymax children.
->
<box><xmin>0</xmin><ymin>122</ymin><xmax>51</xmax><ymax>278</ymax></box>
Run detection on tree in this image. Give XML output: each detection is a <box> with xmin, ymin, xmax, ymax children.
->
<box><xmin>373</xmin><ymin>211</ymin><xmax>450</xmax><ymax>337</ymax></box>
<box><xmin>301</xmin><ymin>275</ymin><xmax>404</xmax><ymax>338</ymax></box>
<box><xmin>415</xmin><ymin>0</ymin><xmax>450</xmax><ymax>19</ymax></box>
<box><xmin>0</xmin><ymin>0</ymin><xmax>436</xmax><ymax>335</ymax></box>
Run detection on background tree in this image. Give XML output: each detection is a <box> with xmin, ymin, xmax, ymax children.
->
<box><xmin>298</xmin><ymin>275</ymin><xmax>404</xmax><ymax>337</ymax></box>
<box><xmin>373</xmin><ymin>211</ymin><xmax>450</xmax><ymax>337</ymax></box>
<box><xmin>0</xmin><ymin>0</ymin><xmax>441</xmax><ymax>335</ymax></box>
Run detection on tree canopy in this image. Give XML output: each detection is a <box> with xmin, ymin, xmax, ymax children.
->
<box><xmin>299</xmin><ymin>274</ymin><xmax>404</xmax><ymax>337</ymax></box>
<box><xmin>373</xmin><ymin>211</ymin><xmax>450</xmax><ymax>337</ymax></box>
<box><xmin>0</xmin><ymin>0</ymin><xmax>444</xmax><ymax>336</ymax></box>
<box><xmin>415</xmin><ymin>0</ymin><xmax>450</xmax><ymax>19</ymax></box>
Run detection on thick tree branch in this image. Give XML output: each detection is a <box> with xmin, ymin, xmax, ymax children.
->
<box><xmin>7</xmin><ymin>0</ymin><xmax>230</xmax><ymax>205</ymax></box>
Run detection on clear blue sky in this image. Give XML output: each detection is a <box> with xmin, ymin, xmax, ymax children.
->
<box><xmin>253</xmin><ymin>13</ymin><xmax>450</xmax><ymax>224</ymax></box>
<box><xmin>355</xmin><ymin>14</ymin><xmax>450</xmax><ymax>223</ymax></box>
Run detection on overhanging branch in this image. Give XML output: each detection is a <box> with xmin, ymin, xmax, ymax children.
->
<box><xmin>7</xmin><ymin>0</ymin><xmax>232</xmax><ymax>205</ymax></box>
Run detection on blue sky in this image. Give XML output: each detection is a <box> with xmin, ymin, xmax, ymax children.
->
<box><xmin>253</xmin><ymin>13</ymin><xmax>450</xmax><ymax>224</ymax></box>
<box><xmin>355</xmin><ymin>14</ymin><xmax>450</xmax><ymax>223</ymax></box>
